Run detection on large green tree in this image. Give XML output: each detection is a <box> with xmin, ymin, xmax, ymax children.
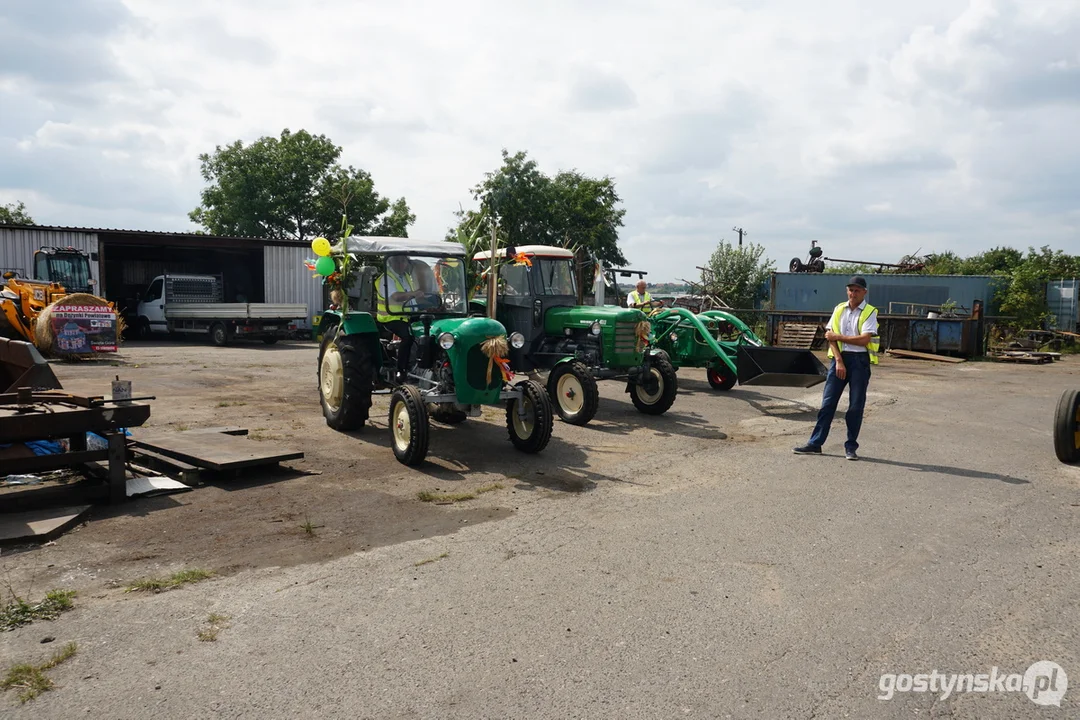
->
<box><xmin>450</xmin><ymin>150</ymin><xmax>628</xmax><ymax>267</ymax></box>
<box><xmin>190</xmin><ymin>129</ymin><xmax>413</xmax><ymax>241</ymax></box>
<box><xmin>705</xmin><ymin>239</ymin><xmax>775</xmax><ymax>310</ymax></box>
<box><xmin>0</xmin><ymin>201</ymin><xmax>35</xmax><ymax>225</ymax></box>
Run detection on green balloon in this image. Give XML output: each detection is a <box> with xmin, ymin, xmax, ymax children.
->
<box><xmin>315</xmin><ymin>256</ymin><xmax>336</xmax><ymax>276</ymax></box>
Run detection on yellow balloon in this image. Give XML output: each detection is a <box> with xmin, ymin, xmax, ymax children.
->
<box><xmin>311</xmin><ymin>237</ymin><xmax>332</xmax><ymax>257</ymax></box>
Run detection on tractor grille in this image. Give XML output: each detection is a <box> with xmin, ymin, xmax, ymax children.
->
<box><xmin>466</xmin><ymin>345</ymin><xmax>505</xmax><ymax>391</ymax></box>
<box><xmin>613</xmin><ymin>321</ymin><xmax>642</xmax><ymax>358</ymax></box>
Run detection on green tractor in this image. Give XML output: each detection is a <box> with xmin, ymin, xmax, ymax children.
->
<box><xmin>472</xmin><ymin>245</ymin><xmax>678</xmax><ymax>426</ymax></box>
<box><xmin>316</xmin><ymin>237</ymin><xmax>553</xmax><ymax>466</ymax></box>
<box><xmin>649</xmin><ymin>307</ymin><xmax>828</xmax><ymax>391</ymax></box>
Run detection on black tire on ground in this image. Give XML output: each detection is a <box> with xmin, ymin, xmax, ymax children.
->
<box><xmin>431</xmin><ymin>406</ymin><xmax>468</xmax><ymax>424</ymax></box>
<box><xmin>630</xmin><ymin>355</ymin><xmax>679</xmax><ymax>415</ymax></box>
<box><xmin>1054</xmin><ymin>389</ymin><xmax>1080</xmax><ymax>463</ymax></box>
<box><xmin>789</xmin><ymin>258</ymin><xmax>804</xmax><ymax>272</ymax></box>
<box><xmin>210</xmin><ymin>322</ymin><xmax>228</xmax><ymax>347</ymax></box>
<box><xmin>547</xmin><ymin>361</ymin><xmax>600</xmax><ymax>426</ymax></box>
<box><xmin>135</xmin><ymin>317</ymin><xmax>151</xmax><ymax>340</ymax></box>
<box><xmin>320</xmin><ymin>334</ymin><xmax>374</xmax><ymax>431</ymax></box>
<box><xmin>507</xmin><ymin>380</ymin><xmax>554</xmax><ymax>453</ymax></box>
<box><xmin>262</xmin><ymin>336</ymin><xmax>278</xmax><ymax>345</ymax></box>
<box><xmin>707</xmin><ymin>365</ymin><xmax>737</xmax><ymax>391</ymax></box>
<box><xmin>389</xmin><ymin>385</ymin><xmax>430</xmax><ymax>465</ymax></box>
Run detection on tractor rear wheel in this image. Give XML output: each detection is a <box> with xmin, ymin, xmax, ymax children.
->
<box><xmin>707</xmin><ymin>365</ymin><xmax>737</xmax><ymax>391</ymax></box>
<box><xmin>630</xmin><ymin>355</ymin><xmax>678</xmax><ymax>415</ymax></box>
<box><xmin>320</xmin><ymin>334</ymin><xmax>374</xmax><ymax>431</ymax></box>
<box><xmin>390</xmin><ymin>385</ymin><xmax>429</xmax><ymax>465</ymax></box>
<box><xmin>507</xmin><ymin>380</ymin><xmax>553</xmax><ymax>453</ymax></box>
<box><xmin>547</xmin><ymin>361</ymin><xmax>599</xmax><ymax>426</ymax></box>
<box><xmin>1054</xmin><ymin>389</ymin><xmax>1080</xmax><ymax>463</ymax></box>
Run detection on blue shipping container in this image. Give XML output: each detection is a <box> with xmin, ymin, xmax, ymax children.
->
<box><xmin>769</xmin><ymin>272</ymin><xmax>1003</xmax><ymax>314</ymax></box>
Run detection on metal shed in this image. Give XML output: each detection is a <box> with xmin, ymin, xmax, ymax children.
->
<box><xmin>1047</xmin><ymin>279</ymin><xmax>1079</xmax><ymax>333</ymax></box>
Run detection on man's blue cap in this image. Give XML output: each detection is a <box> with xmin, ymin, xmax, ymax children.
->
<box><xmin>847</xmin><ymin>275</ymin><xmax>868</xmax><ymax>289</ymax></box>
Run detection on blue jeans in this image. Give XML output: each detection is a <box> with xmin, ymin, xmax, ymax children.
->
<box><xmin>808</xmin><ymin>352</ymin><xmax>871</xmax><ymax>452</ymax></box>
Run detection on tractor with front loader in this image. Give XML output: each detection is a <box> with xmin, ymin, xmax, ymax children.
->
<box><xmin>648</xmin><ymin>307</ymin><xmax>828</xmax><ymax>391</ymax></box>
<box><xmin>472</xmin><ymin>245</ymin><xmax>678</xmax><ymax>426</ymax></box>
<box><xmin>315</xmin><ymin>236</ymin><xmax>554</xmax><ymax>466</ymax></box>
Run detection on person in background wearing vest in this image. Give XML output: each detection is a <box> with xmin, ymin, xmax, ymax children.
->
<box><xmin>793</xmin><ymin>275</ymin><xmax>880</xmax><ymax>461</ymax></box>
<box><xmin>376</xmin><ymin>255</ymin><xmax>427</xmax><ymax>383</ymax></box>
<box><xmin>627</xmin><ymin>280</ymin><xmax>653</xmax><ymax>309</ymax></box>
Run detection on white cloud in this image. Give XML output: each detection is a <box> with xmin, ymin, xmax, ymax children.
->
<box><xmin>0</xmin><ymin>0</ymin><xmax>1077</xmax><ymax>280</ymax></box>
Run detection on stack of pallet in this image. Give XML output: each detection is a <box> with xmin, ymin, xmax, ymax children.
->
<box><xmin>777</xmin><ymin>323</ymin><xmax>822</xmax><ymax>350</ymax></box>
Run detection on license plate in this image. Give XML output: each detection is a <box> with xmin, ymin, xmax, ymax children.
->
<box><xmin>263</xmin><ymin>325</ymin><xmax>277</xmax><ymax>331</ymax></box>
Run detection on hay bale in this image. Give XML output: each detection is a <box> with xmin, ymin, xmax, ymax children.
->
<box><xmin>34</xmin><ymin>293</ymin><xmax>121</xmax><ymax>356</ymax></box>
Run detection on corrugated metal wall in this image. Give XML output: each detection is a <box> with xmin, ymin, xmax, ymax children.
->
<box><xmin>769</xmin><ymin>272</ymin><xmax>1003</xmax><ymax>314</ymax></box>
<box><xmin>1047</xmin><ymin>279</ymin><xmax>1079</xmax><ymax>332</ymax></box>
<box><xmin>264</xmin><ymin>245</ymin><xmax>323</xmax><ymax>329</ymax></box>
<box><xmin>0</xmin><ymin>228</ymin><xmax>99</xmax><ymax>284</ymax></box>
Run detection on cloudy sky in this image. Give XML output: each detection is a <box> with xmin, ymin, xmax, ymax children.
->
<box><xmin>1</xmin><ymin>0</ymin><xmax>1078</xmax><ymax>281</ymax></box>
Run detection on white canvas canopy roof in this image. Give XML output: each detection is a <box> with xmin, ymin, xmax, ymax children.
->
<box><xmin>473</xmin><ymin>245</ymin><xmax>575</xmax><ymax>260</ymax></box>
<box><xmin>336</xmin><ymin>236</ymin><xmax>466</xmax><ymax>257</ymax></box>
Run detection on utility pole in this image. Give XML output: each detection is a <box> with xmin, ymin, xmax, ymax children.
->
<box><xmin>732</xmin><ymin>226</ymin><xmax>747</xmax><ymax>248</ymax></box>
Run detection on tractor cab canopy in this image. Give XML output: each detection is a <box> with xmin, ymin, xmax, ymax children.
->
<box><xmin>335</xmin><ymin>237</ymin><xmax>469</xmax><ymax>317</ymax></box>
<box><xmin>472</xmin><ymin>245</ymin><xmax>577</xmax><ymax>299</ymax></box>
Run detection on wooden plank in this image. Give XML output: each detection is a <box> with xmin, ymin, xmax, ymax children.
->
<box><xmin>2</xmin><ymin>449</ymin><xmax>109</xmax><ymax>474</ymax></box>
<box><xmin>132</xmin><ymin>432</ymin><xmax>303</xmax><ymax>471</ymax></box>
<box><xmin>135</xmin><ymin>426</ymin><xmax>248</xmax><ymax>438</ymax></box>
<box><xmin>129</xmin><ymin>447</ymin><xmax>202</xmax><ymax>485</ymax></box>
<box><xmin>0</xmin><ymin>505</ymin><xmax>91</xmax><ymax>543</ymax></box>
<box><xmin>885</xmin><ymin>349</ymin><xmax>966</xmax><ymax>363</ymax></box>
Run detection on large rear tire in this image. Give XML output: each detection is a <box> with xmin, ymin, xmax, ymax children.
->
<box><xmin>320</xmin><ymin>333</ymin><xmax>374</xmax><ymax>431</ymax></box>
<box><xmin>390</xmin><ymin>385</ymin><xmax>429</xmax><ymax>466</ymax></box>
<box><xmin>547</xmin><ymin>361</ymin><xmax>599</xmax><ymax>426</ymax></box>
<box><xmin>1054</xmin><ymin>389</ymin><xmax>1080</xmax><ymax>463</ymax></box>
<box><xmin>630</xmin><ymin>355</ymin><xmax>678</xmax><ymax>415</ymax></box>
<box><xmin>507</xmin><ymin>380</ymin><xmax>553</xmax><ymax>453</ymax></box>
<box><xmin>707</xmin><ymin>365</ymin><xmax>737</xmax><ymax>391</ymax></box>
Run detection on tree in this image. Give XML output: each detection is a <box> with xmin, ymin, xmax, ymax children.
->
<box><xmin>190</xmin><ymin>129</ymin><xmax>414</xmax><ymax>241</ymax></box>
<box><xmin>0</xmin><ymin>201</ymin><xmax>35</xmax><ymax>225</ymax></box>
<box><xmin>705</xmin><ymin>240</ymin><xmax>775</xmax><ymax>310</ymax></box>
<box><xmin>450</xmin><ymin>149</ymin><xmax>628</xmax><ymax>263</ymax></box>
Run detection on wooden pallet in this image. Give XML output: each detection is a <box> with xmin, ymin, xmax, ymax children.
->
<box><xmin>777</xmin><ymin>323</ymin><xmax>821</xmax><ymax>349</ymax></box>
<box><xmin>992</xmin><ymin>352</ymin><xmax>1057</xmax><ymax>364</ymax></box>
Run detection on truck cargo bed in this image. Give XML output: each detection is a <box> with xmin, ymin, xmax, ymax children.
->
<box><xmin>164</xmin><ymin>303</ymin><xmax>307</xmax><ymax>320</ymax></box>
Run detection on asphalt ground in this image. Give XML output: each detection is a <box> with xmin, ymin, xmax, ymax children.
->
<box><xmin>2</xmin><ymin>342</ymin><xmax>1078</xmax><ymax>718</ymax></box>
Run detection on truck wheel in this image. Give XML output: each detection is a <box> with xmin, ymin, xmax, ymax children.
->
<box><xmin>630</xmin><ymin>355</ymin><xmax>678</xmax><ymax>415</ymax></box>
<box><xmin>389</xmin><ymin>385</ymin><xmax>429</xmax><ymax>466</ymax></box>
<box><xmin>507</xmin><ymin>380</ymin><xmax>553</xmax><ymax>453</ymax></box>
<box><xmin>134</xmin><ymin>317</ymin><xmax>151</xmax><ymax>340</ymax></box>
<box><xmin>707</xmin><ymin>365</ymin><xmax>737</xmax><ymax>391</ymax></box>
<box><xmin>210</xmin><ymin>322</ymin><xmax>228</xmax><ymax>347</ymax></box>
<box><xmin>1054</xmin><ymin>389</ymin><xmax>1080</xmax><ymax>463</ymax></box>
<box><xmin>547</xmin><ymin>361</ymin><xmax>599</xmax><ymax>426</ymax></box>
<box><xmin>320</xmin><ymin>334</ymin><xmax>374</xmax><ymax>431</ymax></box>
<box><xmin>262</xmin><ymin>337</ymin><xmax>278</xmax><ymax>345</ymax></box>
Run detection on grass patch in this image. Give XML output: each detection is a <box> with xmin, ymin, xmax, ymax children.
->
<box><xmin>197</xmin><ymin>613</ymin><xmax>231</xmax><ymax>642</ymax></box>
<box><xmin>1</xmin><ymin>642</ymin><xmax>77</xmax><ymax>703</ymax></box>
<box><xmin>216</xmin><ymin>400</ymin><xmax>246</xmax><ymax>408</ymax></box>
<box><xmin>125</xmin><ymin>569</ymin><xmax>214</xmax><ymax>593</ymax></box>
<box><xmin>0</xmin><ymin>590</ymin><xmax>76</xmax><ymax>632</ymax></box>
<box><xmin>416</xmin><ymin>483</ymin><xmax>503</xmax><ymax>504</ymax></box>
<box><xmin>175</xmin><ymin>423</ymin><xmax>190</xmax><ymax>432</ymax></box>
<box><xmin>300</xmin><ymin>517</ymin><xmax>323</xmax><ymax>536</ymax></box>
<box><xmin>414</xmin><ymin>552</ymin><xmax>449</xmax><ymax>567</ymax></box>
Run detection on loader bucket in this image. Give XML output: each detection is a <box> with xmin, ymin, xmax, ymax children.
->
<box><xmin>0</xmin><ymin>336</ymin><xmax>62</xmax><ymax>393</ymax></box>
<box><xmin>736</xmin><ymin>346</ymin><xmax>827</xmax><ymax>388</ymax></box>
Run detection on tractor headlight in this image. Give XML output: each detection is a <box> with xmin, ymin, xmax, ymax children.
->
<box><xmin>590</xmin><ymin>321</ymin><xmax>602</xmax><ymax>336</ymax></box>
<box><xmin>669</xmin><ymin>332</ymin><xmax>678</xmax><ymax>342</ymax></box>
<box><xmin>509</xmin><ymin>332</ymin><xmax>525</xmax><ymax>349</ymax></box>
<box><xmin>437</xmin><ymin>332</ymin><xmax>455</xmax><ymax>350</ymax></box>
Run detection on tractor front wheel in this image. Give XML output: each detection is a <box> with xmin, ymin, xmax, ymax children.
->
<box><xmin>547</xmin><ymin>361</ymin><xmax>599</xmax><ymax>426</ymax></box>
<box><xmin>707</xmin><ymin>365</ymin><xmax>737</xmax><ymax>391</ymax></box>
<box><xmin>1054</xmin><ymin>389</ymin><xmax>1080</xmax><ymax>463</ymax></box>
<box><xmin>507</xmin><ymin>380</ymin><xmax>554</xmax><ymax>453</ymax></box>
<box><xmin>630</xmin><ymin>356</ymin><xmax>678</xmax><ymax>415</ymax></box>
<box><xmin>320</xmin><ymin>334</ymin><xmax>374</xmax><ymax>431</ymax></box>
<box><xmin>390</xmin><ymin>385</ymin><xmax>430</xmax><ymax>466</ymax></box>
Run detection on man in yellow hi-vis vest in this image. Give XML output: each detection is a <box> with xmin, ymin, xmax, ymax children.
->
<box><xmin>376</xmin><ymin>255</ymin><xmax>427</xmax><ymax>382</ymax></box>
<box><xmin>794</xmin><ymin>275</ymin><xmax>880</xmax><ymax>461</ymax></box>
<box><xmin>627</xmin><ymin>280</ymin><xmax>653</xmax><ymax>309</ymax></box>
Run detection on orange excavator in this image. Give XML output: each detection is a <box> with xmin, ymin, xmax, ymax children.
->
<box><xmin>0</xmin><ymin>248</ymin><xmax>119</xmax><ymax>355</ymax></box>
